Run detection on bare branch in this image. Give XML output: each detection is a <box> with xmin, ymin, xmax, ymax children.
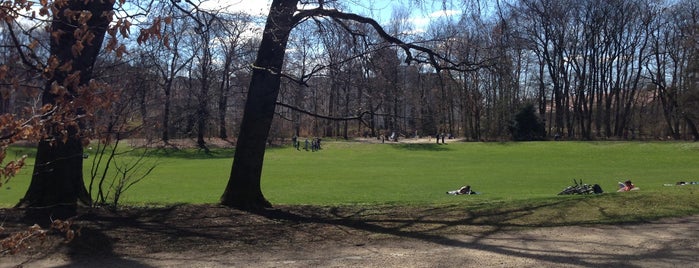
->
<box><xmin>4</xmin><ymin>22</ymin><xmax>44</xmax><ymax>73</ymax></box>
<box><xmin>292</xmin><ymin>7</ymin><xmax>489</xmax><ymax>72</ymax></box>
<box><xmin>276</xmin><ymin>101</ymin><xmax>368</xmax><ymax>122</ymax></box>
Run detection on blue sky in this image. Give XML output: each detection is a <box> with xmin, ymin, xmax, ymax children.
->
<box><xmin>348</xmin><ymin>0</ymin><xmax>462</xmax><ymax>22</ymax></box>
<box><xmin>350</xmin><ymin>0</ymin><xmax>462</xmax><ymax>33</ymax></box>
<box><xmin>201</xmin><ymin>0</ymin><xmax>462</xmax><ymax>33</ymax></box>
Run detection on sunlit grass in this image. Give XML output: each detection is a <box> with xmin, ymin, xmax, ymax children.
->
<box><xmin>2</xmin><ymin>141</ymin><xmax>699</xmax><ymax>224</ymax></box>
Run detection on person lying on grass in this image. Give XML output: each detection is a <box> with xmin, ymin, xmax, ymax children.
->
<box><xmin>618</xmin><ymin>180</ymin><xmax>639</xmax><ymax>192</ymax></box>
<box><xmin>447</xmin><ymin>185</ymin><xmax>479</xmax><ymax>195</ymax></box>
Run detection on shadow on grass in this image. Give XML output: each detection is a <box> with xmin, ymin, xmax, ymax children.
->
<box><xmin>143</xmin><ymin>145</ymin><xmax>292</xmax><ymax>159</ymax></box>
<box><xmin>144</xmin><ymin>148</ymin><xmax>236</xmax><ymax>159</ymax></box>
<box><xmin>389</xmin><ymin>143</ymin><xmax>452</xmax><ymax>151</ymax></box>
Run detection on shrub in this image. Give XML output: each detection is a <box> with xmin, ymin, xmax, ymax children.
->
<box><xmin>510</xmin><ymin>103</ymin><xmax>546</xmax><ymax>141</ymax></box>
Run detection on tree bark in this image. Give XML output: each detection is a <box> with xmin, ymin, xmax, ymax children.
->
<box><xmin>17</xmin><ymin>0</ymin><xmax>114</xmax><ymax>214</ymax></box>
<box><xmin>162</xmin><ymin>80</ymin><xmax>172</xmax><ymax>143</ymax></box>
<box><xmin>220</xmin><ymin>0</ymin><xmax>298</xmax><ymax>210</ymax></box>
<box><xmin>218</xmin><ymin>52</ymin><xmax>232</xmax><ymax>139</ymax></box>
<box><xmin>685</xmin><ymin>115</ymin><xmax>699</xmax><ymax>141</ymax></box>
<box><xmin>197</xmin><ymin>42</ymin><xmax>211</xmax><ymax>150</ymax></box>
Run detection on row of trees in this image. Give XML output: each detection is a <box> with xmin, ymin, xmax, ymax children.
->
<box><xmin>510</xmin><ymin>0</ymin><xmax>699</xmax><ymax>141</ymax></box>
<box><xmin>172</xmin><ymin>0</ymin><xmax>694</xmax><ymax>142</ymax></box>
<box><xmin>289</xmin><ymin>0</ymin><xmax>699</xmax><ymax>141</ymax></box>
<box><xmin>1</xmin><ymin>0</ymin><xmax>698</xmax><ymax>211</ymax></box>
<box><xmin>113</xmin><ymin>0</ymin><xmax>699</xmax><ymax>142</ymax></box>
<box><xmin>4</xmin><ymin>0</ymin><xmax>695</xmax><ymax>147</ymax></box>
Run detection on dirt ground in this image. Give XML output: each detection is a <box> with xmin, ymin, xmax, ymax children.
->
<box><xmin>1</xmin><ymin>204</ymin><xmax>698</xmax><ymax>268</ymax></box>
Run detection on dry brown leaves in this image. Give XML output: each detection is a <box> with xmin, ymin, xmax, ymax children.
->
<box><xmin>0</xmin><ymin>218</ymin><xmax>80</xmax><ymax>256</ymax></box>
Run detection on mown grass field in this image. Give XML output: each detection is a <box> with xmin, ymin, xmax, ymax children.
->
<box><xmin>2</xmin><ymin>141</ymin><xmax>699</xmax><ymax>224</ymax></box>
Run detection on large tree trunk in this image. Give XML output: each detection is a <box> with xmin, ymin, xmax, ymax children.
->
<box><xmin>221</xmin><ymin>0</ymin><xmax>298</xmax><ymax>210</ymax></box>
<box><xmin>17</xmin><ymin>0</ymin><xmax>113</xmax><ymax>215</ymax></box>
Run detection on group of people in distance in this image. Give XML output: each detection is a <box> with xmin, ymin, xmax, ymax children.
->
<box><xmin>448</xmin><ymin>179</ymin><xmax>644</xmax><ymax>196</ymax></box>
<box><xmin>291</xmin><ymin>135</ymin><xmax>321</xmax><ymax>152</ymax></box>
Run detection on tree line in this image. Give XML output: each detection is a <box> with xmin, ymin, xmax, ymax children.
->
<box><xmin>2</xmin><ymin>0</ymin><xmax>698</xmax><ymax>148</ymax></box>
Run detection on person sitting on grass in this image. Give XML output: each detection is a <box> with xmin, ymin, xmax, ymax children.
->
<box><xmin>617</xmin><ymin>180</ymin><xmax>639</xmax><ymax>192</ymax></box>
<box><xmin>447</xmin><ymin>185</ymin><xmax>478</xmax><ymax>195</ymax></box>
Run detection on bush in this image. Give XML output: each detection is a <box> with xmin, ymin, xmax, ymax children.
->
<box><xmin>510</xmin><ymin>103</ymin><xmax>546</xmax><ymax>141</ymax></box>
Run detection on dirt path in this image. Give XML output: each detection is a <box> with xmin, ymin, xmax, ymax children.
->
<box><xmin>2</xmin><ymin>206</ymin><xmax>698</xmax><ymax>267</ymax></box>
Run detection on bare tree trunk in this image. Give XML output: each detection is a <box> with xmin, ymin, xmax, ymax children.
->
<box><xmin>685</xmin><ymin>115</ymin><xmax>699</xmax><ymax>141</ymax></box>
<box><xmin>162</xmin><ymin>80</ymin><xmax>172</xmax><ymax>142</ymax></box>
<box><xmin>18</xmin><ymin>0</ymin><xmax>114</xmax><ymax>216</ymax></box>
<box><xmin>197</xmin><ymin>46</ymin><xmax>211</xmax><ymax>150</ymax></box>
<box><xmin>218</xmin><ymin>84</ymin><xmax>229</xmax><ymax>139</ymax></box>
<box><xmin>221</xmin><ymin>0</ymin><xmax>298</xmax><ymax>210</ymax></box>
<box><xmin>218</xmin><ymin>51</ymin><xmax>233</xmax><ymax>140</ymax></box>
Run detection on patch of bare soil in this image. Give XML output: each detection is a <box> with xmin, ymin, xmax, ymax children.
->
<box><xmin>2</xmin><ymin>204</ymin><xmax>698</xmax><ymax>268</ymax></box>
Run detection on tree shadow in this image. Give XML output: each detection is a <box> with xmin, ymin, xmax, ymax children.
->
<box><xmin>53</xmin><ymin>226</ymin><xmax>155</xmax><ymax>268</ymax></box>
<box><xmin>251</xmin><ymin>202</ymin><xmax>699</xmax><ymax>267</ymax></box>
<box><xmin>145</xmin><ymin>148</ymin><xmax>235</xmax><ymax>159</ymax></box>
<box><xmin>5</xmin><ymin>202</ymin><xmax>698</xmax><ymax>267</ymax></box>
<box><xmin>4</xmin><ymin>206</ymin><xmax>156</xmax><ymax>267</ymax></box>
<box><xmin>389</xmin><ymin>143</ymin><xmax>452</xmax><ymax>151</ymax></box>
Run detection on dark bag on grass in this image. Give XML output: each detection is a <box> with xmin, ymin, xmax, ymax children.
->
<box><xmin>592</xmin><ymin>184</ymin><xmax>603</xmax><ymax>194</ymax></box>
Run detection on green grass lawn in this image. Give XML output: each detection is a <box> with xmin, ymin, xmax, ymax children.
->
<box><xmin>3</xmin><ymin>141</ymin><xmax>699</xmax><ymax>224</ymax></box>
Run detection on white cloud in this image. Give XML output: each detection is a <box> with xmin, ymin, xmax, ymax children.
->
<box><xmin>409</xmin><ymin>9</ymin><xmax>461</xmax><ymax>34</ymax></box>
<box><xmin>199</xmin><ymin>0</ymin><xmax>271</xmax><ymax>16</ymax></box>
<box><xmin>429</xmin><ymin>9</ymin><xmax>461</xmax><ymax>18</ymax></box>
<box><xmin>194</xmin><ymin>1</ymin><xmax>461</xmax><ymax>36</ymax></box>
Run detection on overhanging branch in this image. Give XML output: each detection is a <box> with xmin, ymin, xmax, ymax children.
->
<box><xmin>292</xmin><ymin>7</ymin><xmax>489</xmax><ymax>72</ymax></box>
<box><xmin>276</xmin><ymin>101</ymin><xmax>369</xmax><ymax>122</ymax></box>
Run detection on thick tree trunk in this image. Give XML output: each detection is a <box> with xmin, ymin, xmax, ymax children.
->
<box><xmin>17</xmin><ymin>0</ymin><xmax>113</xmax><ymax>214</ymax></box>
<box><xmin>221</xmin><ymin>0</ymin><xmax>298</xmax><ymax>210</ymax></box>
<box><xmin>19</xmin><ymin>138</ymin><xmax>90</xmax><ymax>207</ymax></box>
